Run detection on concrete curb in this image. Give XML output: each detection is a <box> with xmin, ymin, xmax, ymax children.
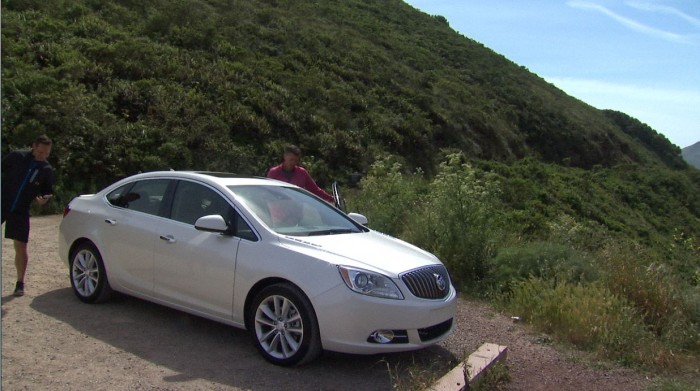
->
<box><xmin>425</xmin><ymin>343</ymin><xmax>508</xmax><ymax>391</ymax></box>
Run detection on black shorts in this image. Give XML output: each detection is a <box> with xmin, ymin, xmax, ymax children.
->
<box><xmin>2</xmin><ymin>211</ymin><xmax>30</xmax><ymax>243</ymax></box>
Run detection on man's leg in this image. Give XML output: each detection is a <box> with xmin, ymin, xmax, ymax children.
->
<box><xmin>14</xmin><ymin>240</ymin><xmax>29</xmax><ymax>283</ymax></box>
<box><xmin>5</xmin><ymin>213</ymin><xmax>30</xmax><ymax>296</ymax></box>
<box><xmin>13</xmin><ymin>240</ymin><xmax>29</xmax><ymax>296</ymax></box>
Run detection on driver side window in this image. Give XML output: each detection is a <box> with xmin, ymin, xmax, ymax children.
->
<box><xmin>171</xmin><ymin>181</ymin><xmax>232</xmax><ymax>225</ymax></box>
<box><xmin>170</xmin><ymin>181</ymin><xmax>257</xmax><ymax>241</ymax></box>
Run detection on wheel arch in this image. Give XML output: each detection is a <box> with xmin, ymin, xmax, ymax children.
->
<box><xmin>67</xmin><ymin>238</ymin><xmax>113</xmax><ymax>284</ymax></box>
<box><xmin>68</xmin><ymin>237</ymin><xmax>98</xmax><ymax>261</ymax></box>
<box><xmin>243</xmin><ymin>277</ymin><xmax>315</xmax><ymax>330</ymax></box>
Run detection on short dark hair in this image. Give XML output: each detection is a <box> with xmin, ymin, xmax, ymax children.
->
<box><xmin>284</xmin><ymin>145</ymin><xmax>301</xmax><ymax>157</ymax></box>
<box><xmin>33</xmin><ymin>134</ymin><xmax>53</xmax><ymax>146</ymax></box>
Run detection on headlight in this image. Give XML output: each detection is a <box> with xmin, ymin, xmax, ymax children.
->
<box><xmin>338</xmin><ymin>266</ymin><xmax>404</xmax><ymax>300</ymax></box>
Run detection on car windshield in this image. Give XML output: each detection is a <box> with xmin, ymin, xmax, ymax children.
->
<box><xmin>228</xmin><ymin>185</ymin><xmax>365</xmax><ymax>236</ymax></box>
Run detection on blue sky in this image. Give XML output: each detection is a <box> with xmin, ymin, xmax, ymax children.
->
<box><xmin>404</xmin><ymin>0</ymin><xmax>700</xmax><ymax>148</ymax></box>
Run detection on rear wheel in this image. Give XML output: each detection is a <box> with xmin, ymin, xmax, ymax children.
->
<box><xmin>249</xmin><ymin>283</ymin><xmax>321</xmax><ymax>366</ymax></box>
<box><xmin>69</xmin><ymin>242</ymin><xmax>113</xmax><ymax>303</ymax></box>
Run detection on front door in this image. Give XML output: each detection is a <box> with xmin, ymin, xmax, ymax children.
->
<box><xmin>153</xmin><ymin>180</ymin><xmax>240</xmax><ymax>319</ymax></box>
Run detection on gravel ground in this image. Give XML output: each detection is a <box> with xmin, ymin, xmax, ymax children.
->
<box><xmin>2</xmin><ymin>215</ymin><xmax>654</xmax><ymax>390</ymax></box>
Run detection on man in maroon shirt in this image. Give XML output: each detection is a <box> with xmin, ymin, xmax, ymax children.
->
<box><xmin>266</xmin><ymin>145</ymin><xmax>334</xmax><ymax>203</ymax></box>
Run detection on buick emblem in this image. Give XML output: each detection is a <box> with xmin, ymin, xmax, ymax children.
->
<box><xmin>434</xmin><ymin>273</ymin><xmax>447</xmax><ymax>291</ymax></box>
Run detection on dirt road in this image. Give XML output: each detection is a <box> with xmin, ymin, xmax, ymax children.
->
<box><xmin>2</xmin><ymin>215</ymin><xmax>651</xmax><ymax>390</ymax></box>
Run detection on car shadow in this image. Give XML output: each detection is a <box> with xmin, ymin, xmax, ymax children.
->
<box><xmin>31</xmin><ymin>288</ymin><xmax>458</xmax><ymax>390</ymax></box>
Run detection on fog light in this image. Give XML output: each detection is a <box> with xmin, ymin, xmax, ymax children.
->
<box><xmin>369</xmin><ymin>330</ymin><xmax>395</xmax><ymax>344</ymax></box>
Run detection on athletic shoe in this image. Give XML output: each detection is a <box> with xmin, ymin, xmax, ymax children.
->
<box><xmin>13</xmin><ymin>282</ymin><xmax>24</xmax><ymax>297</ymax></box>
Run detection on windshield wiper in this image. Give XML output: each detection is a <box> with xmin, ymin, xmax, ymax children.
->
<box><xmin>306</xmin><ymin>228</ymin><xmax>357</xmax><ymax>236</ymax></box>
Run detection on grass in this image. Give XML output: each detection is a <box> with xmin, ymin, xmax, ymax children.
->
<box><xmin>380</xmin><ymin>352</ymin><xmax>459</xmax><ymax>391</ymax></box>
<box><xmin>647</xmin><ymin>377</ymin><xmax>700</xmax><ymax>391</ymax></box>
<box><xmin>470</xmin><ymin>362</ymin><xmax>511</xmax><ymax>391</ymax></box>
<box><xmin>499</xmin><ymin>276</ymin><xmax>698</xmax><ymax>371</ymax></box>
<box><xmin>381</xmin><ymin>352</ymin><xmax>511</xmax><ymax>391</ymax></box>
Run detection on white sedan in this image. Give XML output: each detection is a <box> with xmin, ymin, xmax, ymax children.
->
<box><xmin>58</xmin><ymin>171</ymin><xmax>456</xmax><ymax>365</ymax></box>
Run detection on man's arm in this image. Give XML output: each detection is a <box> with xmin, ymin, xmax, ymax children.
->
<box><xmin>39</xmin><ymin>165</ymin><xmax>54</xmax><ymax>197</ymax></box>
<box><xmin>300</xmin><ymin>169</ymin><xmax>334</xmax><ymax>203</ymax></box>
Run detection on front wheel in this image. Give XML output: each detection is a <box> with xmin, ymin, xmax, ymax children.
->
<box><xmin>249</xmin><ymin>283</ymin><xmax>321</xmax><ymax>366</ymax></box>
<box><xmin>69</xmin><ymin>242</ymin><xmax>113</xmax><ymax>303</ymax></box>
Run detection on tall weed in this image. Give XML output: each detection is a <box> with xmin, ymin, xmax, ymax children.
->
<box><xmin>501</xmin><ymin>278</ymin><xmax>680</xmax><ymax>368</ymax></box>
<box><xmin>599</xmin><ymin>243</ymin><xmax>700</xmax><ymax>353</ymax></box>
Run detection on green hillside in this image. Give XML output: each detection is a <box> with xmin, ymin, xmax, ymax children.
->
<box><xmin>2</xmin><ymin>0</ymin><xmax>699</xmax><ymax>379</ymax></box>
<box><xmin>1</xmin><ymin>0</ymin><xmax>688</xmax><ymax>184</ymax></box>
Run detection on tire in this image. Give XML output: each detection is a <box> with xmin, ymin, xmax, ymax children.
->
<box><xmin>69</xmin><ymin>242</ymin><xmax>113</xmax><ymax>304</ymax></box>
<box><xmin>249</xmin><ymin>283</ymin><xmax>322</xmax><ymax>366</ymax></box>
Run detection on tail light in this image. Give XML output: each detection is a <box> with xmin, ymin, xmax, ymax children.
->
<box><xmin>63</xmin><ymin>205</ymin><xmax>71</xmax><ymax>217</ymax></box>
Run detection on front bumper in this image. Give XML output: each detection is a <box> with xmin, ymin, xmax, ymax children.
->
<box><xmin>313</xmin><ymin>283</ymin><xmax>457</xmax><ymax>354</ymax></box>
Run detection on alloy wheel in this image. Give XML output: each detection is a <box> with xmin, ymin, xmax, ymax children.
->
<box><xmin>72</xmin><ymin>249</ymin><xmax>100</xmax><ymax>297</ymax></box>
<box><xmin>254</xmin><ymin>294</ymin><xmax>305</xmax><ymax>360</ymax></box>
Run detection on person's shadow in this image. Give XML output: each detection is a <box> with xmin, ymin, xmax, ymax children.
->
<box><xmin>1</xmin><ymin>294</ymin><xmax>19</xmax><ymax>318</ymax></box>
<box><xmin>2</xmin><ymin>294</ymin><xmax>18</xmax><ymax>302</ymax></box>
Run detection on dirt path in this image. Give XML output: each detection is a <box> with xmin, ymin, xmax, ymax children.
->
<box><xmin>2</xmin><ymin>215</ymin><xmax>653</xmax><ymax>390</ymax></box>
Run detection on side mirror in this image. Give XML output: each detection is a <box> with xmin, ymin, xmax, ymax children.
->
<box><xmin>194</xmin><ymin>215</ymin><xmax>230</xmax><ymax>234</ymax></box>
<box><xmin>348</xmin><ymin>212</ymin><xmax>368</xmax><ymax>226</ymax></box>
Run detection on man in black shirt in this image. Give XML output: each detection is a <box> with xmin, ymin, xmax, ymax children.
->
<box><xmin>2</xmin><ymin>135</ymin><xmax>54</xmax><ymax>296</ymax></box>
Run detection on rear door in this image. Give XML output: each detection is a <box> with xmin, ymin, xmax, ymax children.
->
<box><xmin>153</xmin><ymin>180</ymin><xmax>244</xmax><ymax>319</ymax></box>
<box><xmin>102</xmin><ymin>179</ymin><xmax>172</xmax><ymax>296</ymax></box>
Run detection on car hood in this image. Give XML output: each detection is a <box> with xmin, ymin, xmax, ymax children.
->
<box><xmin>279</xmin><ymin>231</ymin><xmax>441</xmax><ymax>276</ymax></box>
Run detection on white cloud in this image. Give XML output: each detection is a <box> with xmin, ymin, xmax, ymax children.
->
<box><xmin>567</xmin><ymin>0</ymin><xmax>693</xmax><ymax>43</ymax></box>
<box><xmin>548</xmin><ymin>77</ymin><xmax>700</xmax><ymax>103</ymax></box>
<box><xmin>625</xmin><ymin>1</ymin><xmax>700</xmax><ymax>27</ymax></box>
<box><xmin>546</xmin><ymin>76</ymin><xmax>700</xmax><ymax>147</ymax></box>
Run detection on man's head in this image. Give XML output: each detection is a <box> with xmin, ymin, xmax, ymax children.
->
<box><xmin>282</xmin><ymin>145</ymin><xmax>301</xmax><ymax>170</ymax></box>
<box><xmin>31</xmin><ymin>135</ymin><xmax>52</xmax><ymax>162</ymax></box>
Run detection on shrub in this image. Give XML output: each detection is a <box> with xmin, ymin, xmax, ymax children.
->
<box><xmin>545</xmin><ymin>214</ymin><xmax>611</xmax><ymax>253</ymax></box>
<box><xmin>352</xmin><ymin>153</ymin><xmax>504</xmax><ymax>289</ymax></box>
<box><xmin>403</xmin><ymin>154</ymin><xmax>502</xmax><ymax>289</ymax></box>
<box><xmin>487</xmin><ymin>240</ymin><xmax>597</xmax><ymax>293</ymax></box>
<box><xmin>352</xmin><ymin>155</ymin><xmax>425</xmax><ymax>237</ymax></box>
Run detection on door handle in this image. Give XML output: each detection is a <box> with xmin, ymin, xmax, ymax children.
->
<box><xmin>105</xmin><ymin>219</ymin><xmax>116</xmax><ymax>225</ymax></box>
<box><xmin>159</xmin><ymin>235</ymin><xmax>176</xmax><ymax>243</ymax></box>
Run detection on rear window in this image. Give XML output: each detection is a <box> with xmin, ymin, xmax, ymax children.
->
<box><xmin>106</xmin><ymin>179</ymin><xmax>170</xmax><ymax>216</ymax></box>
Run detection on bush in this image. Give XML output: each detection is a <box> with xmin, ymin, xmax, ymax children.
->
<box><xmin>352</xmin><ymin>155</ymin><xmax>425</xmax><ymax>236</ymax></box>
<box><xmin>487</xmin><ymin>241</ymin><xmax>597</xmax><ymax>293</ymax></box>
<box><xmin>544</xmin><ymin>214</ymin><xmax>611</xmax><ymax>253</ymax></box>
<box><xmin>353</xmin><ymin>153</ymin><xmax>503</xmax><ymax>289</ymax></box>
<box><xmin>403</xmin><ymin>154</ymin><xmax>502</xmax><ymax>288</ymax></box>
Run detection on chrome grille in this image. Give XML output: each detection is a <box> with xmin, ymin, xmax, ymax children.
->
<box><xmin>401</xmin><ymin>265</ymin><xmax>451</xmax><ymax>299</ymax></box>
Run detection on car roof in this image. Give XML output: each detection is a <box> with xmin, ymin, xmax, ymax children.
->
<box><xmin>120</xmin><ymin>171</ymin><xmax>289</xmax><ymax>187</ymax></box>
